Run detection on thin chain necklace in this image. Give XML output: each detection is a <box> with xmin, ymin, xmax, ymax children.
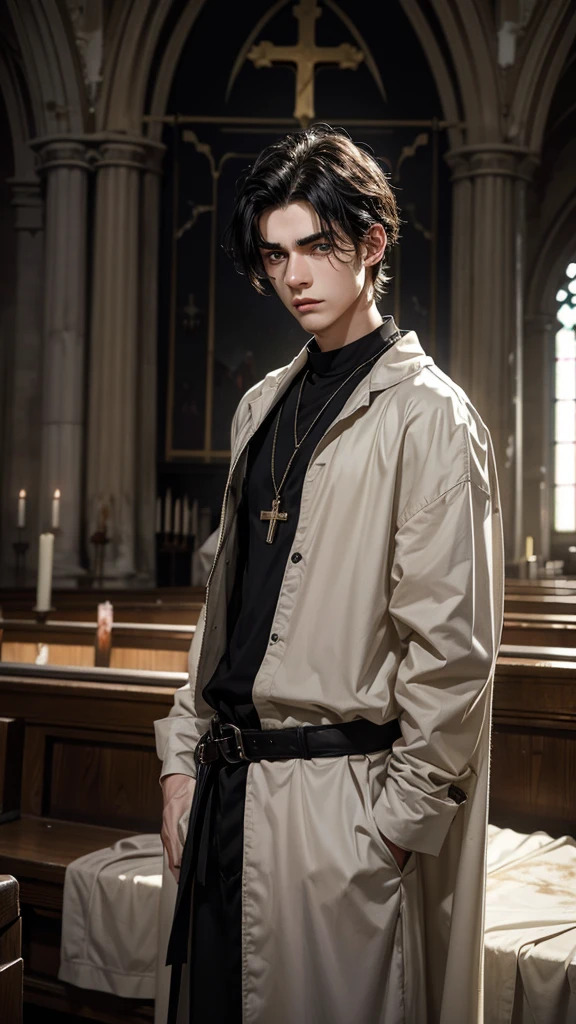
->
<box><xmin>259</xmin><ymin>330</ymin><xmax>393</xmax><ymax>543</ymax></box>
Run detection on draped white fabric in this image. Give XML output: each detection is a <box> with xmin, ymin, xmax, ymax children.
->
<box><xmin>58</xmin><ymin>833</ymin><xmax>164</xmax><ymax>998</ymax></box>
<box><xmin>484</xmin><ymin>825</ymin><xmax>576</xmax><ymax>1024</ymax></box>
<box><xmin>58</xmin><ymin>826</ymin><xmax>576</xmax><ymax>1021</ymax></box>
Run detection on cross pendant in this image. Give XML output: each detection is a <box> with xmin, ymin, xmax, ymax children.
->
<box><xmin>260</xmin><ymin>497</ymin><xmax>288</xmax><ymax>544</ymax></box>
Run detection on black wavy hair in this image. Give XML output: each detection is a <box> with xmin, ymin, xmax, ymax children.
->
<box><xmin>222</xmin><ymin>124</ymin><xmax>400</xmax><ymax>300</ymax></box>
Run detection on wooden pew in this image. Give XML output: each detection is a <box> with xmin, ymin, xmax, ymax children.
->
<box><xmin>502</xmin><ymin>612</ymin><xmax>576</xmax><ymax>647</ymax></box>
<box><xmin>0</xmin><ymin>875</ymin><xmax>22</xmax><ymax>1024</ymax></box>
<box><xmin>0</xmin><ymin>639</ymin><xmax>573</xmax><ymax>1019</ymax></box>
<box><xmin>505</xmin><ymin>592</ymin><xmax>576</xmax><ymax>616</ymax></box>
<box><xmin>0</xmin><ymin>618</ymin><xmax>196</xmax><ymax>672</ymax></box>
<box><xmin>0</xmin><ymin>663</ymin><xmax>180</xmax><ymax>1022</ymax></box>
<box><xmin>0</xmin><ymin>587</ymin><xmax>205</xmax><ymax>626</ymax></box>
<box><xmin>491</xmin><ymin>653</ymin><xmax>576</xmax><ymax>837</ymax></box>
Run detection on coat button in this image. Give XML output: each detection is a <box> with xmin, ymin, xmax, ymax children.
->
<box><xmin>291</xmin><ymin>552</ymin><xmax>302</xmax><ymax>563</ymax></box>
<box><xmin>270</xmin><ymin>633</ymin><xmax>279</xmax><ymax>643</ymax></box>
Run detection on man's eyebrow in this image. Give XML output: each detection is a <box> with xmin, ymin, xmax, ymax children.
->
<box><xmin>258</xmin><ymin>231</ymin><xmax>328</xmax><ymax>250</ymax></box>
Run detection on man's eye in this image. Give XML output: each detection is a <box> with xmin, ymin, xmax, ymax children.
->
<box><xmin>266</xmin><ymin>251</ymin><xmax>284</xmax><ymax>262</ymax></box>
<box><xmin>313</xmin><ymin>243</ymin><xmax>332</xmax><ymax>253</ymax></box>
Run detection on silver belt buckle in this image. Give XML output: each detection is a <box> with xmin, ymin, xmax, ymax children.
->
<box><xmin>218</xmin><ymin>722</ymin><xmax>248</xmax><ymax>762</ymax></box>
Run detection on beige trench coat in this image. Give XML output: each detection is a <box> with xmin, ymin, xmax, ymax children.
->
<box><xmin>154</xmin><ymin>326</ymin><xmax>505</xmax><ymax>1024</ymax></box>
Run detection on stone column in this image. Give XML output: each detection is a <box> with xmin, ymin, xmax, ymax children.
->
<box><xmin>33</xmin><ymin>140</ymin><xmax>92</xmax><ymax>583</ymax></box>
<box><xmin>135</xmin><ymin>143</ymin><xmax>164</xmax><ymax>586</ymax></box>
<box><xmin>0</xmin><ymin>180</ymin><xmax>44</xmax><ymax>585</ymax></box>
<box><xmin>86</xmin><ymin>140</ymin><xmax>147</xmax><ymax>582</ymax></box>
<box><xmin>523</xmin><ymin>313</ymin><xmax>554</xmax><ymax>562</ymax></box>
<box><xmin>446</xmin><ymin>144</ymin><xmax>537</xmax><ymax>565</ymax></box>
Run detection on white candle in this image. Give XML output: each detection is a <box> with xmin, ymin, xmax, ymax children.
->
<box><xmin>173</xmin><ymin>498</ymin><xmax>181</xmax><ymax>537</ymax></box>
<box><xmin>51</xmin><ymin>488</ymin><xmax>61</xmax><ymax>529</ymax></box>
<box><xmin>156</xmin><ymin>496</ymin><xmax>162</xmax><ymax>534</ymax></box>
<box><xmin>525</xmin><ymin>535</ymin><xmax>534</xmax><ymax>561</ymax></box>
<box><xmin>182</xmin><ymin>497</ymin><xmax>190</xmax><ymax>537</ymax></box>
<box><xmin>36</xmin><ymin>532</ymin><xmax>54</xmax><ymax>612</ymax></box>
<box><xmin>164</xmin><ymin>488</ymin><xmax>172</xmax><ymax>534</ymax></box>
<box><xmin>17</xmin><ymin>489</ymin><xmax>26</xmax><ymax>528</ymax></box>
<box><xmin>191</xmin><ymin>498</ymin><xmax>199</xmax><ymax>537</ymax></box>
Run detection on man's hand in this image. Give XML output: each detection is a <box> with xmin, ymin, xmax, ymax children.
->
<box><xmin>382</xmin><ymin>834</ymin><xmax>412</xmax><ymax>871</ymax></box>
<box><xmin>161</xmin><ymin>773</ymin><xmax>196</xmax><ymax>883</ymax></box>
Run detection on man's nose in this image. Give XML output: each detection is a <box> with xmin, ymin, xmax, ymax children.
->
<box><xmin>285</xmin><ymin>251</ymin><xmax>311</xmax><ymax>289</ymax></box>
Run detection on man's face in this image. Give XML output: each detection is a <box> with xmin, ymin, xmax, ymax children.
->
<box><xmin>257</xmin><ymin>201</ymin><xmax>378</xmax><ymax>333</ymax></box>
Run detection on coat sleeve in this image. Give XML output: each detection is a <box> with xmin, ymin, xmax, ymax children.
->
<box><xmin>153</xmin><ymin>602</ymin><xmax>211</xmax><ymax>781</ymax></box>
<box><xmin>373</xmin><ymin>476</ymin><xmax>501</xmax><ymax>857</ymax></box>
<box><xmin>153</xmin><ymin>399</ymin><xmax>245</xmax><ymax>782</ymax></box>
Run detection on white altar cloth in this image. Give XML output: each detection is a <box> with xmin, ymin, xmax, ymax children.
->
<box><xmin>58</xmin><ymin>824</ymin><xmax>576</xmax><ymax>1021</ymax></box>
<box><xmin>484</xmin><ymin>825</ymin><xmax>576</xmax><ymax>1024</ymax></box>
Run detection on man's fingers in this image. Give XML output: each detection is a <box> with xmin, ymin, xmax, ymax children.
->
<box><xmin>162</xmin><ymin>826</ymin><xmax>183</xmax><ymax>880</ymax></box>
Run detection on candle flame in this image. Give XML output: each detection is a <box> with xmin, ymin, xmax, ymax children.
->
<box><xmin>19</xmin><ymin>489</ymin><xmax>26</xmax><ymax>498</ymax></box>
<box><xmin>54</xmin><ymin>488</ymin><xmax>61</xmax><ymax>498</ymax></box>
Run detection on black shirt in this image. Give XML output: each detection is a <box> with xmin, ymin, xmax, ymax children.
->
<box><xmin>203</xmin><ymin>316</ymin><xmax>399</xmax><ymax>728</ymax></box>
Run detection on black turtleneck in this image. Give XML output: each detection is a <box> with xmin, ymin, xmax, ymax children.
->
<box><xmin>203</xmin><ymin>315</ymin><xmax>399</xmax><ymax>726</ymax></box>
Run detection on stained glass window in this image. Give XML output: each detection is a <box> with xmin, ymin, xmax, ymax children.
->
<box><xmin>554</xmin><ymin>262</ymin><xmax>576</xmax><ymax>531</ymax></box>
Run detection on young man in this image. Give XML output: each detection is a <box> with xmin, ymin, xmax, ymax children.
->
<box><xmin>155</xmin><ymin>125</ymin><xmax>504</xmax><ymax>1024</ymax></box>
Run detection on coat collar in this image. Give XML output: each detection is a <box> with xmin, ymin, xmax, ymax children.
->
<box><xmin>245</xmin><ymin>322</ymin><xmax>434</xmax><ymax>433</ymax></box>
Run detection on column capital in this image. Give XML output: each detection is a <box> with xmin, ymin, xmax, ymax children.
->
<box><xmin>446</xmin><ymin>143</ymin><xmax>539</xmax><ymax>184</ymax></box>
<box><xmin>29</xmin><ymin>133</ymin><xmax>165</xmax><ymax>174</ymax></box>
<box><xmin>31</xmin><ymin>137</ymin><xmax>93</xmax><ymax>173</ymax></box>
<box><xmin>8</xmin><ymin>178</ymin><xmax>43</xmax><ymax>232</ymax></box>
<box><xmin>93</xmin><ymin>140</ymin><xmax>148</xmax><ymax>171</ymax></box>
<box><xmin>91</xmin><ymin>134</ymin><xmax>165</xmax><ymax>173</ymax></box>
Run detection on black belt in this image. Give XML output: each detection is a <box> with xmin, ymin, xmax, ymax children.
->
<box><xmin>165</xmin><ymin>713</ymin><xmax>402</xmax><ymax>1023</ymax></box>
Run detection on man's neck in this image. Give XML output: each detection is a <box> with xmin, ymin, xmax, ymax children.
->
<box><xmin>312</xmin><ymin>301</ymin><xmax>384</xmax><ymax>353</ymax></box>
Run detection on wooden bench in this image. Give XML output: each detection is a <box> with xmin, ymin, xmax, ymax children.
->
<box><xmin>505</xmin><ymin>592</ymin><xmax>576</xmax><ymax>616</ymax></box>
<box><xmin>0</xmin><ymin>874</ymin><xmax>22</xmax><ymax>1024</ymax></box>
<box><xmin>502</xmin><ymin>611</ymin><xmax>576</xmax><ymax>647</ymax></box>
<box><xmin>491</xmin><ymin>654</ymin><xmax>576</xmax><ymax>837</ymax></box>
<box><xmin>0</xmin><ymin>618</ymin><xmax>196</xmax><ymax>672</ymax></box>
<box><xmin>0</xmin><ymin>587</ymin><xmax>205</xmax><ymax>626</ymax></box>
<box><xmin>0</xmin><ymin>665</ymin><xmax>177</xmax><ymax>1021</ymax></box>
<box><xmin>1</xmin><ymin>640</ymin><xmax>574</xmax><ymax>1019</ymax></box>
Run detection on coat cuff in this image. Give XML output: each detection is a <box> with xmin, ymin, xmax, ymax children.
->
<box><xmin>373</xmin><ymin>769</ymin><xmax>469</xmax><ymax>856</ymax></box>
<box><xmin>154</xmin><ymin>716</ymin><xmax>200</xmax><ymax>783</ymax></box>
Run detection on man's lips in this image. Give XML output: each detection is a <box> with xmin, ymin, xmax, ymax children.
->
<box><xmin>293</xmin><ymin>299</ymin><xmax>323</xmax><ymax>311</ymax></box>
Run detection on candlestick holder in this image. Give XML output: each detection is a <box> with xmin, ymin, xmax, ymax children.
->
<box><xmin>13</xmin><ymin>528</ymin><xmax>29</xmax><ymax>586</ymax></box>
<box><xmin>33</xmin><ymin>607</ymin><xmax>55</xmax><ymax>624</ymax></box>
<box><xmin>90</xmin><ymin>527</ymin><xmax>110</xmax><ymax>587</ymax></box>
<box><xmin>159</xmin><ymin>533</ymin><xmax>194</xmax><ymax>586</ymax></box>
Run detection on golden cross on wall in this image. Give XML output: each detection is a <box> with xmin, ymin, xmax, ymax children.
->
<box><xmin>260</xmin><ymin>497</ymin><xmax>289</xmax><ymax>544</ymax></box>
<box><xmin>247</xmin><ymin>0</ymin><xmax>364</xmax><ymax>127</ymax></box>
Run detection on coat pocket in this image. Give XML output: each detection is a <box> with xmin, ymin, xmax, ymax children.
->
<box><xmin>362</xmin><ymin>751</ymin><xmax>415</xmax><ymax>878</ymax></box>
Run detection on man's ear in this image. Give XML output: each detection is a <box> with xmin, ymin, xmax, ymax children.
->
<box><xmin>363</xmin><ymin>223</ymin><xmax>387</xmax><ymax>267</ymax></box>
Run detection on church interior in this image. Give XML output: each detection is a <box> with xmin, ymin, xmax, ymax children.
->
<box><xmin>0</xmin><ymin>1</ymin><xmax>575</xmax><ymax>1021</ymax></box>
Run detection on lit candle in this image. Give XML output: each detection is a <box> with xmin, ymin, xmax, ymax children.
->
<box><xmin>173</xmin><ymin>499</ymin><xmax>181</xmax><ymax>537</ymax></box>
<box><xmin>36</xmin><ymin>532</ymin><xmax>54</xmax><ymax>612</ymax></box>
<box><xmin>51</xmin><ymin>488</ymin><xmax>61</xmax><ymax>529</ymax></box>
<box><xmin>182</xmin><ymin>497</ymin><xmax>190</xmax><ymax>537</ymax></box>
<box><xmin>164</xmin><ymin>488</ymin><xmax>172</xmax><ymax>534</ymax></box>
<box><xmin>156</xmin><ymin>496</ymin><xmax>162</xmax><ymax>534</ymax></box>
<box><xmin>191</xmin><ymin>498</ymin><xmax>199</xmax><ymax>537</ymax></box>
<box><xmin>525</xmin><ymin>535</ymin><xmax>534</xmax><ymax>561</ymax></box>
<box><xmin>17</xmin><ymin>489</ymin><xmax>26</xmax><ymax>528</ymax></box>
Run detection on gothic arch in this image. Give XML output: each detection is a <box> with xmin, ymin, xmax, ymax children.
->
<box><xmin>526</xmin><ymin>191</ymin><xmax>576</xmax><ymax>320</ymax></box>
<box><xmin>510</xmin><ymin>0</ymin><xmax>576</xmax><ymax>151</ymax></box>
<box><xmin>402</xmin><ymin>0</ymin><xmax>501</xmax><ymax>146</ymax></box>
<box><xmin>98</xmin><ymin>0</ymin><xmax>179</xmax><ymax>133</ymax></box>
<box><xmin>400</xmin><ymin>0</ymin><xmax>462</xmax><ymax>149</ymax></box>
<box><xmin>5</xmin><ymin>0</ymin><xmax>87</xmax><ymax>137</ymax></box>
<box><xmin>0</xmin><ymin>37</ymin><xmax>36</xmax><ymax>177</ymax></box>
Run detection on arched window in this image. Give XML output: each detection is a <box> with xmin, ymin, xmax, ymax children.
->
<box><xmin>553</xmin><ymin>262</ymin><xmax>576</xmax><ymax>531</ymax></box>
